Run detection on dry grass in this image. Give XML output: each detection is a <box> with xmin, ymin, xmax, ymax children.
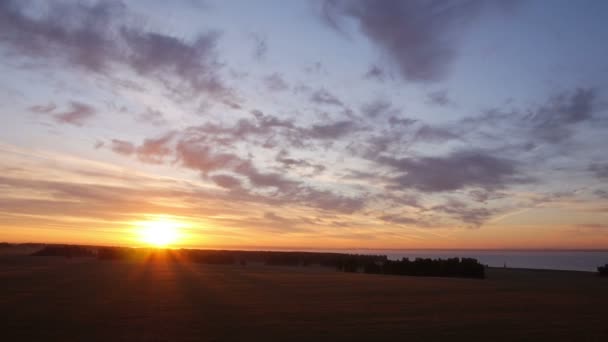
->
<box><xmin>1</xmin><ymin>254</ymin><xmax>607</xmax><ymax>341</ymax></box>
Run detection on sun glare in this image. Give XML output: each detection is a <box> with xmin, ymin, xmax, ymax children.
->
<box><xmin>136</xmin><ymin>218</ymin><xmax>183</xmax><ymax>247</ymax></box>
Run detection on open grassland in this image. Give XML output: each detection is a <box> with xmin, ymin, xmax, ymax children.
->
<box><xmin>1</xmin><ymin>254</ymin><xmax>607</xmax><ymax>341</ymax></box>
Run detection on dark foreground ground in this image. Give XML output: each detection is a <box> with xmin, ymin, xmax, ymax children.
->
<box><xmin>1</xmin><ymin>254</ymin><xmax>607</xmax><ymax>341</ymax></box>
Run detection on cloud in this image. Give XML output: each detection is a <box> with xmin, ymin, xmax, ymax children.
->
<box><xmin>234</xmin><ymin>160</ymin><xmax>298</xmax><ymax>192</ymax></box>
<box><xmin>413</xmin><ymin>125</ymin><xmax>461</xmax><ymax>144</ymax></box>
<box><xmin>530</xmin><ymin>88</ymin><xmax>596</xmax><ymax>143</ymax></box>
<box><xmin>430</xmin><ymin>198</ymin><xmax>495</xmax><ymax>227</ymax></box>
<box><xmin>275</xmin><ymin>150</ymin><xmax>326</xmax><ymax>175</ymax></box>
<box><xmin>137</xmin><ymin>108</ymin><xmax>166</xmax><ymax>126</ymax></box>
<box><xmin>360</xmin><ymin>99</ymin><xmax>397</xmax><ymax>118</ymax></box>
<box><xmin>260</xmin><ymin>212</ymin><xmax>308</xmax><ymax>231</ymax></box>
<box><xmin>175</xmin><ymin>139</ymin><xmax>242</xmax><ymax>176</ymax></box>
<box><xmin>573</xmin><ymin>223</ymin><xmax>608</xmax><ymax>233</ymax></box>
<box><xmin>110</xmin><ymin>139</ymin><xmax>135</xmax><ymax>156</ymax></box>
<box><xmin>53</xmin><ymin>101</ymin><xmax>96</xmax><ymax>126</ymax></box>
<box><xmin>388</xmin><ymin>116</ymin><xmax>417</xmax><ymax>127</ymax></box>
<box><xmin>0</xmin><ymin>170</ymin><xmax>230</xmax><ymax>223</ymax></box>
<box><xmin>593</xmin><ymin>189</ymin><xmax>608</xmax><ymax>199</ymax></box>
<box><xmin>108</xmin><ymin>134</ymin><xmax>367</xmax><ymax>213</ymax></box>
<box><xmin>297</xmin><ymin>188</ymin><xmax>366</xmax><ymax>214</ymax></box>
<box><xmin>589</xmin><ymin>163</ymin><xmax>608</xmax><ymax>179</ymax></box>
<box><xmin>347</xmin><ymin>131</ymin><xmax>405</xmax><ymax>159</ymax></box>
<box><xmin>231</xmin><ymin>160</ymin><xmax>366</xmax><ymax>213</ymax></box>
<box><xmin>537</xmin><ymin>88</ymin><xmax>595</xmax><ymax>124</ymax></box>
<box><xmin>182</xmin><ymin>112</ymin><xmax>358</xmax><ymax>149</ymax></box>
<box><xmin>0</xmin><ymin>0</ymin><xmax>229</xmax><ymax>99</ymax></box>
<box><xmin>120</xmin><ymin>28</ymin><xmax>225</xmax><ymax>97</ymax></box>
<box><xmin>263</xmin><ymin>73</ymin><xmax>289</xmax><ymax>92</ymax></box>
<box><xmin>363</xmin><ymin>64</ymin><xmax>387</xmax><ymax>81</ymax></box>
<box><xmin>379</xmin><ymin>149</ymin><xmax>528</xmax><ymax>192</ymax></box>
<box><xmin>378</xmin><ymin>214</ymin><xmax>422</xmax><ymax>226</ymax></box>
<box><xmin>250</xmin><ymin>110</ymin><xmax>295</xmax><ymax>130</ymax></box>
<box><xmin>306</xmin><ymin>120</ymin><xmax>358</xmax><ymax>139</ymax></box>
<box><xmin>210</xmin><ymin>174</ymin><xmax>242</xmax><ymax>189</ymax></box>
<box><xmin>28</xmin><ymin>103</ymin><xmax>56</xmax><ymax>113</ymax></box>
<box><xmin>29</xmin><ymin>101</ymin><xmax>96</xmax><ymax>126</ymax></box>
<box><xmin>304</xmin><ymin>61</ymin><xmax>324</xmax><ymax>75</ymax></box>
<box><xmin>441</xmin><ymin>87</ymin><xmax>600</xmax><ymax>157</ymax></box>
<box><xmin>109</xmin><ymin>133</ymin><xmax>174</xmax><ymax>163</ymax></box>
<box><xmin>468</xmin><ymin>189</ymin><xmax>506</xmax><ymax>203</ymax></box>
<box><xmin>310</xmin><ymin>88</ymin><xmax>343</xmax><ymax>106</ymax></box>
<box><xmin>426</xmin><ymin>90</ymin><xmax>451</xmax><ymax>106</ymax></box>
<box><xmin>0</xmin><ymin>0</ymin><xmax>124</xmax><ymax>71</ymax></box>
<box><xmin>250</xmin><ymin>32</ymin><xmax>267</xmax><ymax>61</ymax></box>
<box><xmin>181</xmin><ymin>110</ymin><xmax>295</xmax><ymax>148</ymax></box>
<box><xmin>135</xmin><ymin>133</ymin><xmax>175</xmax><ymax>164</ymax></box>
<box><xmin>323</xmin><ymin>0</ymin><xmax>488</xmax><ymax>82</ymax></box>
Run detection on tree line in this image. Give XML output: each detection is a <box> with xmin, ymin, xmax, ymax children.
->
<box><xmin>97</xmin><ymin>247</ymin><xmax>387</xmax><ymax>268</ymax></box>
<box><xmin>31</xmin><ymin>245</ymin><xmax>95</xmax><ymax>258</ymax></box>
<box><xmin>360</xmin><ymin>257</ymin><xmax>485</xmax><ymax>279</ymax></box>
<box><xmin>31</xmin><ymin>244</ymin><xmax>608</xmax><ymax>280</ymax></box>
<box><xmin>30</xmin><ymin>245</ymin><xmax>484</xmax><ymax>278</ymax></box>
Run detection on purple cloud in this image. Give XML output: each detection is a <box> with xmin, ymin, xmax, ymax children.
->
<box><xmin>275</xmin><ymin>150</ymin><xmax>326</xmax><ymax>175</ymax></box>
<box><xmin>307</xmin><ymin>120</ymin><xmax>358</xmax><ymax>139</ymax></box>
<box><xmin>136</xmin><ymin>133</ymin><xmax>175</xmax><ymax>164</ymax></box>
<box><xmin>53</xmin><ymin>102</ymin><xmax>96</xmax><ymax>126</ymax></box>
<box><xmin>110</xmin><ymin>139</ymin><xmax>135</xmax><ymax>156</ymax></box>
<box><xmin>28</xmin><ymin>103</ymin><xmax>57</xmax><ymax>113</ymax></box>
<box><xmin>531</xmin><ymin>88</ymin><xmax>596</xmax><ymax>143</ymax></box>
<box><xmin>0</xmin><ymin>0</ymin><xmax>229</xmax><ymax>99</ymax></box>
<box><xmin>426</xmin><ymin>90</ymin><xmax>451</xmax><ymax>106</ymax></box>
<box><xmin>210</xmin><ymin>174</ymin><xmax>243</xmax><ymax>189</ymax></box>
<box><xmin>263</xmin><ymin>73</ymin><xmax>289</xmax><ymax>92</ymax></box>
<box><xmin>379</xmin><ymin>149</ymin><xmax>528</xmax><ymax>192</ymax></box>
<box><xmin>430</xmin><ymin>198</ymin><xmax>496</xmax><ymax>227</ymax></box>
<box><xmin>589</xmin><ymin>163</ymin><xmax>608</xmax><ymax>179</ymax></box>
<box><xmin>363</xmin><ymin>64</ymin><xmax>387</xmax><ymax>81</ymax></box>
<box><xmin>310</xmin><ymin>88</ymin><xmax>343</xmax><ymax>106</ymax></box>
<box><xmin>323</xmin><ymin>0</ymin><xmax>489</xmax><ymax>82</ymax></box>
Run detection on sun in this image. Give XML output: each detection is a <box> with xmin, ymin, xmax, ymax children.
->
<box><xmin>136</xmin><ymin>218</ymin><xmax>182</xmax><ymax>247</ymax></box>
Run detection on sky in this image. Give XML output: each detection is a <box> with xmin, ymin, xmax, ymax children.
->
<box><xmin>0</xmin><ymin>0</ymin><xmax>607</xmax><ymax>250</ymax></box>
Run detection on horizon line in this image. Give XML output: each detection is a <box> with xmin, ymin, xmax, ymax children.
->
<box><xmin>3</xmin><ymin>241</ymin><xmax>608</xmax><ymax>253</ymax></box>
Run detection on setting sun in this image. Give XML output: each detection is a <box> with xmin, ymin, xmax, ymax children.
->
<box><xmin>136</xmin><ymin>218</ymin><xmax>183</xmax><ymax>247</ymax></box>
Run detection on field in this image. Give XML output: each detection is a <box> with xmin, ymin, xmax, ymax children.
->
<box><xmin>1</xmin><ymin>252</ymin><xmax>607</xmax><ymax>341</ymax></box>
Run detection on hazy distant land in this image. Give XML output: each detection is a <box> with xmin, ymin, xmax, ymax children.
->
<box><xmin>1</xmin><ymin>245</ymin><xmax>607</xmax><ymax>341</ymax></box>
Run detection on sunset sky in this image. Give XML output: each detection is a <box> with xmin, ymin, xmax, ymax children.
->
<box><xmin>1</xmin><ymin>0</ymin><xmax>607</xmax><ymax>249</ymax></box>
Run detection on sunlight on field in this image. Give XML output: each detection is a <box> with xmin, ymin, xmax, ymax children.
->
<box><xmin>135</xmin><ymin>217</ymin><xmax>185</xmax><ymax>247</ymax></box>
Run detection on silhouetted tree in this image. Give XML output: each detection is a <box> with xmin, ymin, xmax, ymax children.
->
<box><xmin>376</xmin><ymin>257</ymin><xmax>484</xmax><ymax>279</ymax></box>
<box><xmin>32</xmin><ymin>245</ymin><xmax>95</xmax><ymax>258</ymax></box>
<box><xmin>363</xmin><ymin>261</ymin><xmax>382</xmax><ymax>274</ymax></box>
